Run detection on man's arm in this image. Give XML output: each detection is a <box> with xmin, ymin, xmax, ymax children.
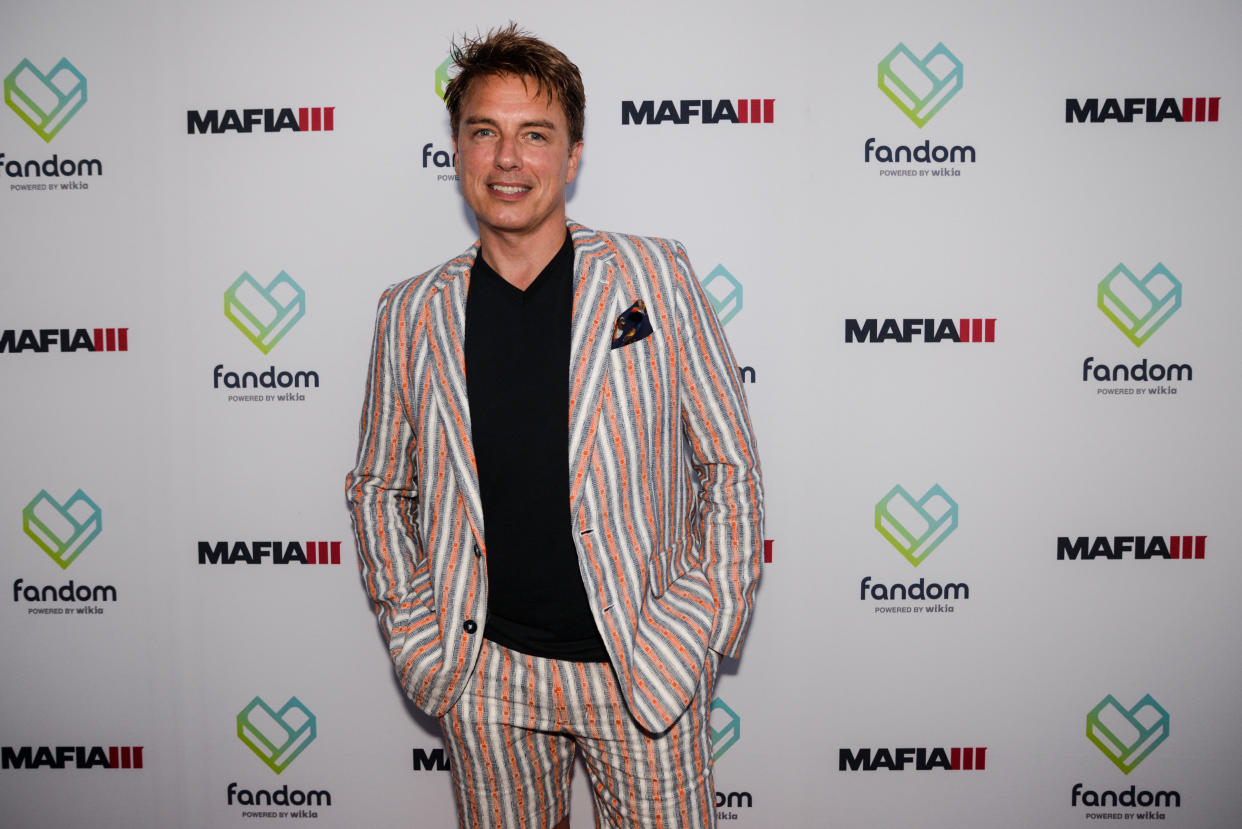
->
<box><xmin>345</xmin><ymin>287</ymin><xmax>438</xmax><ymax>691</ymax></box>
<box><xmin>668</xmin><ymin>241</ymin><xmax>764</xmax><ymax>658</ymax></box>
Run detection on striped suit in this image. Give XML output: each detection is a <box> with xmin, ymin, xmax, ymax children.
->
<box><xmin>345</xmin><ymin>221</ymin><xmax>763</xmax><ymax>733</ymax></box>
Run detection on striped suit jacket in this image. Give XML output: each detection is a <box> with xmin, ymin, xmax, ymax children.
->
<box><xmin>345</xmin><ymin>221</ymin><xmax>763</xmax><ymax>732</ymax></box>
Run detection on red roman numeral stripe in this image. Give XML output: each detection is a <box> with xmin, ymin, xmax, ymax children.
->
<box><xmin>763</xmin><ymin>540</ymin><xmax>773</xmax><ymax>563</ymax></box>
<box><xmin>1172</xmin><ymin>535</ymin><xmax>1207</xmax><ymax>559</ymax></box>
<box><xmin>950</xmin><ymin>747</ymin><xmax>986</xmax><ymax>770</ymax></box>
<box><xmin>307</xmin><ymin>541</ymin><xmax>342</xmax><ymax>564</ymax></box>
<box><xmin>92</xmin><ymin>328</ymin><xmax>129</xmax><ymax>351</ymax></box>
<box><xmin>957</xmin><ymin>319</ymin><xmax>997</xmax><ymax>343</ymax></box>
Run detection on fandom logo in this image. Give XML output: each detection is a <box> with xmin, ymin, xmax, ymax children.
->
<box><xmin>700</xmin><ymin>265</ymin><xmax>743</xmax><ymax>325</ymax></box>
<box><xmin>238</xmin><ymin>696</ymin><xmax>317</xmax><ymax>775</ymax></box>
<box><xmin>1098</xmin><ymin>263</ymin><xmax>1181</xmax><ymax>347</ymax></box>
<box><xmin>878</xmin><ymin>43</ymin><xmax>962</xmax><ymax>127</ymax></box>
<box><xmin>1067</xmin><ymin>97</ymin><xmax>1220</xmax><ymax>123</ymax></box>
<box><xmin>621</xmin><ymin>98</ymin><xmax>774</xmax><ymax>125</ymax></box>
<box><xmin>2</xmin><ymin>745</ymin><xmax>142</xmax><ymax>770</ymax></box>
<box><xmin>22</xmin><ymin>489</ymin><xmax>101</xmax><ymax>569</ymax></box>
<box><xmin>4</xmin><ymin>58</ymin><xmax>86</xmax><ymax>142</ymax></box>
<box><xmin>875</xmin><ymin>484</ymin><xmax>958</xmax><ymax>567</ymax></box>
<box><xmin>187</xmin><ymin>107</ymin><xmax>334</xmax><ymax>134</ymax></box>
<box><xmin>1086</xmin><ymin>694</ymin><xmax>1169</xmax><ymax>775</ymax></box>
<box><xmin>709</xmin><ymin>698</ymin><xmax>741</xmax><ymax>762</ymax></box>
<box><xmin>839</xmin><ymin>746</ymin><xmax>986</xmax><ymax>771</ymax></box>
<box><xmin>225</xmin><ymin>271</ymin><xmax>305</xmax><ymax>354</ymax></box>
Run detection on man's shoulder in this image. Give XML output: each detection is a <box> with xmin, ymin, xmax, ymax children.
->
<box><xmin>380</xmin><ymin>242</ymin><xmax>480</xmax><ymax>306</ymax></box>
<box><xmin>570</xmin><ymin>224</ymin><xmax>691</xmax><ymax>286</ymax></box>
<box><xmin>572</xmin><ymin>223</ymin><xmax>684</xmax><ymax>259</ymax></box>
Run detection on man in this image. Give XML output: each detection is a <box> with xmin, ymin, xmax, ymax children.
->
<box><xmin>346</xmin><ymin>24</ymin><xmax>763</xmax><ymax>829</ymax></box>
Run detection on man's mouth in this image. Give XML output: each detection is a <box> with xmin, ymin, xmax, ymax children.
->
<box><xmin>489</xmin><ymin>184</ymin><xmax>530</xmax><ymax>194</ymax></box>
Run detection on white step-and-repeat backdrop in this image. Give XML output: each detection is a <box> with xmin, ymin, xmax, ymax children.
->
<box><xmin>3</xmin><ymin>1</ymin><xmax>1240</xmax><ymax>826</ymax></box>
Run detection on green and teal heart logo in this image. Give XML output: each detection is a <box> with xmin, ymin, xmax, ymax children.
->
<box><xmin>224</xmin><ymin>271</ymin><xmax>306</xmax><ymax>354</ymax></box>
<box><xmin>878</xmin><ymin>43</ymin><xmax>962</xmax><ymax>127</ymax></box>
<box><xmin>875</xmin><ymin>484</ymin><xmax>958</xmax><ymax>567</ymax></box>
<box><xmin>1087</xmin><ymin>694</ymin><xmax>1169</xmax><ymax>774</ymax></box>
<box><xmin>5</xmin><ymin>58</ymin><xmax>87</xmax><ymax>142</ymax></box>
<box><xmin>710</xmin><ymin>697</ymin><xmax>741</xmax><ymax>761</ymax></box>
<box><xmin>238</xmin><ymin>696</ymin><xmax>317</xmax><ymax>774</ymax></box>
<box><xmin>1098</xmin><ymin>263</ymin><xmax>1181</xmax><ymax>347</ymax></box>
<box><xmin>22</xmin><ymin>489</ymin><xmax>102</xmax><ymax>569</ymax></box>
<box><xmin>700</xmin><ymin>264</ymin><xmax>743</xmax><ymax>325</ymax></box>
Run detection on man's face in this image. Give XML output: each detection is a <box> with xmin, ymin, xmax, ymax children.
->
<box><xmin>453</xmin><ymin>73</ymin><xmax>582</xmax><ymax>244</ymax></box>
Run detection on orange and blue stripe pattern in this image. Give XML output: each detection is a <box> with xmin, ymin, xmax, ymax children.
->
<box><xmin>345</xmin><ymin>222</ymin><xmax>763</xmax><ymax>733</ymax></box>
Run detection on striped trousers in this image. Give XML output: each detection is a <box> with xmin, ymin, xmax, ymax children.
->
<box><xmin>440</xmin><ymin>638</ymin><xmax>719</xmax><ymax>829</ymax></box>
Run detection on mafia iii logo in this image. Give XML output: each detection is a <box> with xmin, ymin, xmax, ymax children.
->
<box><xmin>621</xmin><ymin>98</ymin><xmax>774</xmax><ymax>125</ymax></box>
<box><xmin>1057</xmin><ymin>535</ymin><xmax>1206</xmax><ymax>561</ymax></box>
<box><xmin>839</xmin><ymin>746</ymin><xmax>987</xmax><ymax>771</ymax></box>
<box><xmin>844</xmin><ymin>318</ymin><xmax>995</xmax><ymax>343</ymax></box>
<box><xmin>2</xmin><ymin>745</ymin><xmax>142</xmax><ymax>769</ymax></box>
<box><xmin>1066</xmin><ymin>97</ymin><xmax>1220</xmax><ymax>123</ymax></box>
<box><xmin>198</xmin><ymin>540</ymin><xmax>342</xmax><ymax>565</ymax></box>
<box><xmin>187</xmin><ymin>107</ymin><xmax>335</xmax><ymax>134</ymax></box>
<box><xmin>1</xmin><ymin>327</ymin><xmax>128</xmax><ymax>353</ymax></box>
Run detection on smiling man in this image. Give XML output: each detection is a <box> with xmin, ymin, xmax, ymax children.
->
<box><xmin>346</xmin><ymin>24</ymin><xmax>763</xmax><ymax>829</ymax></box>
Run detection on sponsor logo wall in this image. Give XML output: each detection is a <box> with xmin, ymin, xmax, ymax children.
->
<box><xmin>1</xmin><ymin>2</ymin><xmax>1240</xmax><ymax>828</ymax></box>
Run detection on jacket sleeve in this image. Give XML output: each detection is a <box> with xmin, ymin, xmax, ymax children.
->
<box><xmin>670</xmin><ymin>241</ymin><xmax>764</xmax><ymax>658</ymax></box>
<box><xmin>344</xmin><ymin>286</ymin><xmax>438</xmax><ymax>692</ymax></box>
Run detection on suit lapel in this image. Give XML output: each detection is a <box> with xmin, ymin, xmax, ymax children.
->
<box><xmin>567</xmin><ymin>224</ymin><xmax>621</xmax><ymax>519</ymax></box>
<box><xmin>425</xmin><ymin>247</ymin><xmax>486</xmax><ymax>549</ymax></box>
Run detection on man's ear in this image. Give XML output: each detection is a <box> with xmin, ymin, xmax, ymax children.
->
<box><xmin>567</xmin><ymin>140</ymin><xmax>583</xmax><ymax>184</ymax></box>
<box><xmin>452</xmin><ymin>135</ymin><xmax>460</xmax><ymax>176</ymax></box>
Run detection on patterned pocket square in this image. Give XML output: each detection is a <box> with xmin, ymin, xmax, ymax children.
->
<box><xmin>611</xmin><ymin>299</ymin><xmax>654</xmax><ymax>349</ymax></box>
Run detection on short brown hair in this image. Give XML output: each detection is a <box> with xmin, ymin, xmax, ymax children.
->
<box><xmin>444</xmin><ymin>23</ymin><xmax>586</xmax><ymax>146</ymax></box>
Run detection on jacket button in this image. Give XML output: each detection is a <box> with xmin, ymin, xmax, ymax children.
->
<box><xmin>473</xmin><ymin>544</ymin><xmax>481</xmax><ymax>557</ymax></box>
<box><xmin>463</xmin><ymin>620</ymin><xmax>477</xmax><ymax>634</ymax></box>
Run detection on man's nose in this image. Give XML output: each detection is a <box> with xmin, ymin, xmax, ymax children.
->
<box><xmin>494</xmin><ymin>133</ymin><xmax>520</xmax><ymax>169</ymax></box>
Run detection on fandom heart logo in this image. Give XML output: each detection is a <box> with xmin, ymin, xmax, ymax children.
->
<box><xmin>875</xmin><ymin>484</ymin><xmax>959</xmax><ymax>567</ymax></box>
<box><xmin>22</xmin><ymin>489</ymin><xmax>102</xmax><ymax>569</ymax></box>
<box><xmin>700</xmin><ymin>264</ymin><xmax>743</xmax><ymax>326</ymax></box>
<box><xmin>1097</xmin><ymin>263</ymin><xmax>1182</xmax><ymax>347</ymax></box>
<box><xmin>4</xmin><ymin>58</ymin><xmax>87</xmax><ymax>142</ymax></box>
<box><xmin>878</xmin><ymin>43</ymin><xmax>963</xmax><ymax>127</ymax></box>
<box><xmin>709</xmin><ymin>698</ymin><xmax>741</xmax><ymax>762</ymax></box>
<box><xmin>224</xmin><ymin>271</ymin><xmax>306</xmax><ymax>354</ymax></box>
<box><xmin>1086</xmin><ymin>694</ymin><xmax>1169</xmax><ymax>774</ymax></box>
<box><xmin>237</xmin><ymin>696</ymin><xmax>317</xmax><ymax>774</ymax></box>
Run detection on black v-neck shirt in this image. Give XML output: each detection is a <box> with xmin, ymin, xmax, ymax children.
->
<box><xmin>464</xmin><ymin>234</ymin><xmax>608</xmax><ymax>662</ymax></box>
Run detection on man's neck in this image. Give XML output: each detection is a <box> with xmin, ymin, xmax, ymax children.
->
<box><xmin>477</xmin><ymin>219</ymin><xmax>569</xmax><ymax>290</ymax></box>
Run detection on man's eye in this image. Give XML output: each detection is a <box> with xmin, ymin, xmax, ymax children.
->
<box><xmin>527</xmin><ymin>132</ymin><xmax>546</xmax><ymax>141</ymax></box>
